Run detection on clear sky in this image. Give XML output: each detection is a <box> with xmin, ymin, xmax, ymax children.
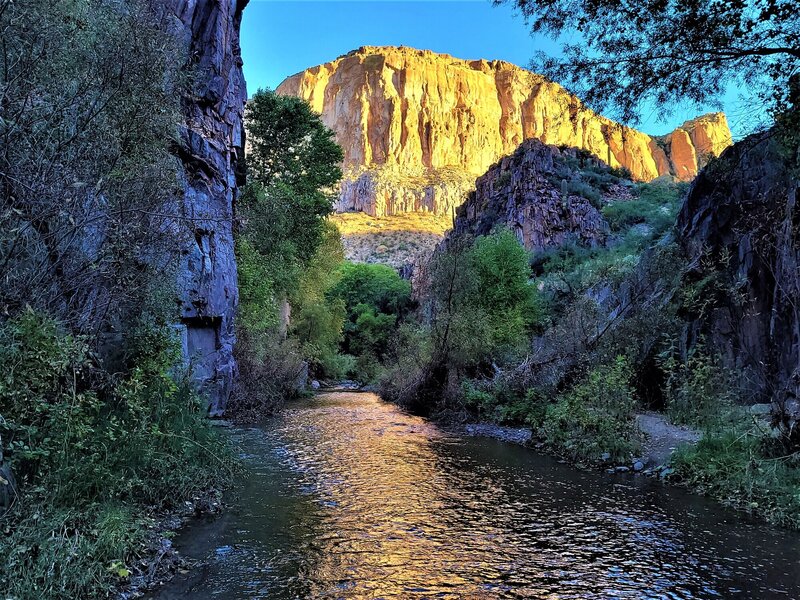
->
<box><xmin>241</xmin><ymin>1</ymin><xmax>753</xmax><ymax>137</ymax></box>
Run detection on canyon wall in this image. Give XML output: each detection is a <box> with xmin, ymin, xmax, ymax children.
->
<box><xmin>164</xmin><ymin>0</ymin><xmax>248</xmax><ymax>415</ymax></box>
<box><xmin>677</xmin><ymin>132</ymin><xmax>800</xmax><ymax>419</ymax></box>
<box><xmin>277</xmin><ymin>46</ymin><xmax>732</xmax><ymax>216</ymax></box>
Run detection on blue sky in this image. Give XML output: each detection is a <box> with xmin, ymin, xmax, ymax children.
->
<box><xmin>241</xmin><ymin>1</ymin><xmax>752</xmax><ymax>137</ymax></box>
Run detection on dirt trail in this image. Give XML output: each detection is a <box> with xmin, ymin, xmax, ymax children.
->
<box><xmin>636</xmin><ymin>411</ymin><xmax>701</xmax><ymax>466</ymax></box>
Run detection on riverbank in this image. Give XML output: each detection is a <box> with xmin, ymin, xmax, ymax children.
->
<box><xmin>456</xmin><ymin>399</ymin><xmax>800</xmax><ymax>530</ymax></box>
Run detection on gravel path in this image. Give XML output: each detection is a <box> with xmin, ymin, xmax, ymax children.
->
<box><xmin>636</xmin><ymin>411</ymin><xmax>701</xmax><ymax>466</ymax></box>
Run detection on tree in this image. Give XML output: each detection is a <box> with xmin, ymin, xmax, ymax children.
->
<box><xmin>240</xmin><ymin>90</ymin><xmax>344</xmax><ymax>295</ymax></box>
<box><xmin>237</xmin><ymin>90</ymin><xmax>343</xmax><ymax>328</ymax></box>
<box><xmin>497</xmin><ymin>0</ymin><xmax>799</xmax><ymax>125</ymax></box>
<box><xmin>327</xmin><ymin>262</ymin><xmax>413</xmax><ymax>373</ymax></box>
<box><xmin>0</xmin><ymin>0</ymin><xmax>183</xmax><ymax>334</ymax></box>
<box><xmin>234</xmin><ymin>90</ymin><xmax>345</xmax><ymax>404</ymax></box>
<box><xmin>246</xmin><ymin>89</ymin><xmax>343</xmax><ymax>193</ymax></box>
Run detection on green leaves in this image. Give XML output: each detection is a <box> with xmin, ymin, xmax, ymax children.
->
<box><xmin>246</xmin><ymin>89</ymin><xmax>343</xmax><ymax>192</ymax></box>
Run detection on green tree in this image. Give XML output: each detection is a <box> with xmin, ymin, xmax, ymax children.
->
<box><xmin>246</xmin><ymin>88</ymin><xmax>343</xmax><ymax>192</ymax></box>
<box><xmin>427</xmin><ymin>229</ymin><xmax>544</xmax><ymax>368</ymax></box>
<box><xmin>238</xmin><ymin>89</ymin><xmax>344</xmax><ymax>318</ymax></box>
<box><xmin>327</xmin><ymin>263</ymin><xmax>413</xmax><ymax>377</ymax></box>
<box><xmin>234</xmin><ymin>90</ymin><xmax>345</xmax><ymax>404</ymax></box>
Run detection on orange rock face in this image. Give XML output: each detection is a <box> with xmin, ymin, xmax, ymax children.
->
<box><xmin>277</xmin><ymin>46</ymin><xmax>732</xmax><ymax>216</ymax></box>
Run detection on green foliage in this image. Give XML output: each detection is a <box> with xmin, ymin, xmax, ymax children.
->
<box><xmin>236</xmin><ymin>236</ymin><xmax>280</xmax><ymax>335</ymax></box>
<box><xmin>565</xmin><ymin>179</ymin><xmax>602</xmax><ymax>207</ymax></box>
<box><xmin>0</xmin><ymin>310</ymin><xmax>230</xmax><ymax>599</ymax></box>
<box><xmin>541</xmin><ymin>357</ymin><xmax>639</xmax><ymax>463</ymax></box>
<box><xmin>462</xmin><ymin>381</ymin><xmax>546</xmax><ymax>426</ymax></box>
<box><xmin>501</xmin><ymin>0</ymin><xmax>798</xmax><ymax>126</ymax></box>
<box><xmin>671</xmin><ymin>424</ymin><xmax>800</xmax><ymax>528</ymax></box>
<box><xmin>326</xmin><ymin>262</ymin><xmax>413</xmax><ymax>381</ymax></box>
<box><xmin>0</xmin><ymin>0</ymin><xmax>183</xmax><ymax>330</ymax></box>
<box><xmin>382</xmin><ymin>230</ymin><xmax>544</xmax><ymax>411</ymax></box>
<box><xmin>659</xmin><ymin>345</ymin><xmax>738</xmax><ymax>427</ymax></box>
<box><xmin>431</xmin><ymin>230</ymin><xmax>544</xmax><ymax>365</ymax></box>
<box><xmin>602</xmin><ymin>180</ymin><xmax>687</xmax><ymax>236</ymax></box>
<box><xmin>235</xmin><ymin>90</ymin><xmax>346</xmax><ymax>403</ymax></box>
<box><xmin>328</xmin><ymin>262</ymin><xmax>413</xmax><ymax>318</ymax></box>
<box><xmin>291</xmin><ymin>223</ymin><xmax>349</xmax><ymax>379</ymax></box>
<box><xmin>246</xmin><ymin>88</ymin><xmax>343</xmax><ymax>192</ymax></box>
<box><xmin>469</xmin><ymin>231</ymin><xmax>547</xmax><ymax>348</ymax></box>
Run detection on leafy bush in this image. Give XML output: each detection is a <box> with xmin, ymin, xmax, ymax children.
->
<box><xmin>659</xmin><ymin>345</ymin><xmax>738</xmax><ymax>427</ymax></box>
<box><xmin>541</xmin><ymin>357</ymin><xmax>639</xmax><ymax>462</ymax></box>
<box><xmin>382</xmin><ymin>230</ymin><xmax>544</xmax><ymax>412</ymax></box>
<box><xmin>0</xmin><ymin>310</ymin><xmax>230</xmax><ymax>599</ymax></box>
<box><xmin>566</xmin><ymin>179</ymin><xmax>603</xmax><ymax>207</ymax></box>
<box><xmin>602</xmin><ymin>179</ymin><xmax>687</xmax><ymax>236</ymax></box>
<box><xmin>462</xmin><ymin>381</ymin><xmax>546</xmax><ymax>426</ymax></box>
<box><xmin>327</xmin><ymin>262</ymin><xmax>413</xmax><ymax>381</ymax></box>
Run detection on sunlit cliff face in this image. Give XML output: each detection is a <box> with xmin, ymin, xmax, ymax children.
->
<box><xmin>276</xmin><ymin>46</ymin><xmax>733</xmax><ymax>216</ymax></box>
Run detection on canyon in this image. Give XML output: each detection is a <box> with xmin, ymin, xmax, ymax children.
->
<box><xmin>277</xmin><ymin>46</ymin><xmax>733</xmax><ymax>217</ymax></box>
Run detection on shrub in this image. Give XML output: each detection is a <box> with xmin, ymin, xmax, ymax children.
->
<box><xmin>541</xmin><ymin>356</ymin><xmax>639</xmax><ymax>462</ymax></box>
<box><xmin>327</xmin><ymin>262</ymin><xmax>413</xmax><ymax>381</ymax></box>
<box><xmin>658</xmin><ymin>344</ymin><xmax>739</xmax><ymax>427</ymax></box>
<box><xmin>0</xmin><ymin>310</ymin><xmax>230</xmax><ymax>598</ymax></box>
<box><xmin>671</xmin><ymin>423</ymin><xmax>800</xmax><ymax>528</ymax></box>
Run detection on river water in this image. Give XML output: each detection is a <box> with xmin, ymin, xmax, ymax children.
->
<box><xmin>152</xmin><ymin>391</ymin><xmax>800</xmax><ymax>599</ymax></box>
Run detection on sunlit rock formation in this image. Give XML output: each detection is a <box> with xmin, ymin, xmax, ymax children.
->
<box><xmin>164</xmin><ymin>0</ymin><xmax>248</xmax><ymax>414</ymax></box>
<box><xmin>277</xmin><ymin>46</ymin><xmax>732</xmax><ymax>216</ymax></box>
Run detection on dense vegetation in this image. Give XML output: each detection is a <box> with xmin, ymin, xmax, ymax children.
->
<box><xmin>233</xmin><ymin>90</ymin><xmax>416</xmax><ymax>414</ymax></box>
<box><xmin>0</xmin><ymin>1</ymin><xmax>230</xmax><ymax>597</ymax></box>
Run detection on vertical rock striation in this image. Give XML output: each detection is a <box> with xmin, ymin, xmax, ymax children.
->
<box><xmin>277</xmin><ymin>46</ymin><xmax>732</xmax><ymax>217</ymax></box>
<box><xmin>445</xmin><ymin>139</ymin><xmax>615</xmax><ymax>252</ymax></box>
<box><xmin>163</xmin><ymin>0</ymin><xmax>248</xmax><ymax>415</ymax></box>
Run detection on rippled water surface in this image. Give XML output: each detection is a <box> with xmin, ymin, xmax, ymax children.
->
<box><xmin>153</xmin><ymin>392</ymin><xmax>800</xmax><ymax>599</ymax></box>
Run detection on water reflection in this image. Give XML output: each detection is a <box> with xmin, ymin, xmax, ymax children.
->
<box><xmin>153</xmin><ymin>392</ymin><xmax>800</xmax><ymax>599</ymax></box>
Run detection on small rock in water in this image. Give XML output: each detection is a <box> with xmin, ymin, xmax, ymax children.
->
<box><xmin>311</xmin><ymin>380</ymin><xmax>321</xmax><ymax>390</ymax></box>
<box><xmin>615</xmin><ymin>466</ymin><xmax>630</xmax><ymax>473</ymax></box>
<box><xmin>633</xmin><ymin>461</ymin><xmax>645</xmax><ymax>472</ymax></box>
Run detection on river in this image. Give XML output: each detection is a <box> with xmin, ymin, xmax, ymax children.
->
<box><xmin>152</xmin><ymin>391</ymin><xmax>800</xmax><ymax>599</ymax></box>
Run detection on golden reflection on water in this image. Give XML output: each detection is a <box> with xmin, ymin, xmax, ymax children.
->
<box><xmin>152</xmin><ymin>390</ymin><xmax>800</xmax><ymax>600</ymax></box>
<box><xmin>292</xmin><ymin>393</ymin><xmax>496</xmax><ymax>598</ymax></box>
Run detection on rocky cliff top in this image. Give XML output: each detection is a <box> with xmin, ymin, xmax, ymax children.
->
<box><xmin>447</xmin><ymin>138</ymin><xmax>628</xmax><ymax>253</ymax></box>
<box><xmin>276</xmin><ymin>46</ymin><xmax>732</xmax><ymax>216</ymax></box>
